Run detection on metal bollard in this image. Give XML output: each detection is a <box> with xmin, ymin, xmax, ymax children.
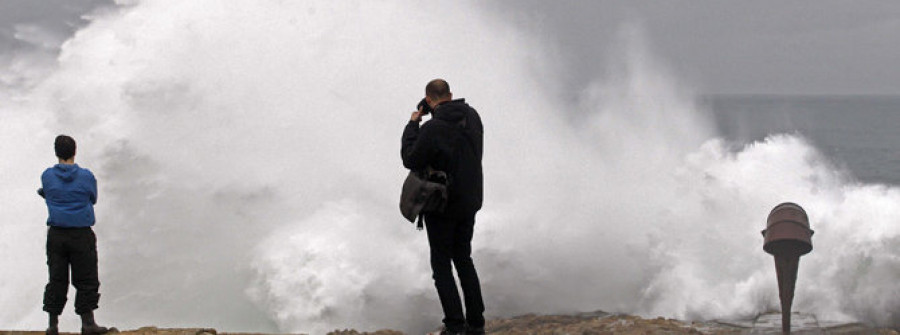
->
<box><xmin>762</xmin><ymin>202</ymin><xmax>814</xmax><ymax>334</ymax></box>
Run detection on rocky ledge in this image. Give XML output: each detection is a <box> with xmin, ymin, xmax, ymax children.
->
<box><xmin>2</xmin><ymin>312</ymin><xmax>897</xmax><ymax>335</ymax></box>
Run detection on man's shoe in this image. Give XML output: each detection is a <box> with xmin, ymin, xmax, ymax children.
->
<box><xmin>47</xmin><ymin>313</ymin><xmax>59</xmax><ymax>335</ymax></box>
<box><xmin>466</xmin><ymin>326</ymin><xmax>485</xmax><ymax>335</ymax></box>
<box><xmin>80</xmin><ymin>311</ymin><xmax>115</xmax><ymax>335</ymax></box>
<box><xmin>81</xmin><ymin>324</ymin><xmax>112</xmax><ymax>335</ymax></box>
<box><xmin>428</xmin><ymin>327</ymin><xmax>465</xmax><ymax>335</ymax></box>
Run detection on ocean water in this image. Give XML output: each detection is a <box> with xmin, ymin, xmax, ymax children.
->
<box><xmin>707</xmin><ymin>95</ymin><xmax>900</xmax><ymax>185</ymax></box>
<box><xmin>1</xmin><ymin>1</ymin><xmax>900</xmax><ymax>334</ymax></box>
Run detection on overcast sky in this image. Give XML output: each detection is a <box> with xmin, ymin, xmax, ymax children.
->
<box><xmin>2</xmin><ymin>0</ymin><xmax>899</xmax><ymax>95</ymax></box>
<box><xmin>0</xmin><ymin>0</ymin><xmax>111</xmax><ymax>51</ymax></box>
<box><xmin>484</xmin><ymin>0</ymin><xmax>900</xmax><ymax>95</ymax></box>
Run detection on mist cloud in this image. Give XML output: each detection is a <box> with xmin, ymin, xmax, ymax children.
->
<box><xmin>1</xmin><ymin>1</ymin><xmax>899</xmax><ymax>334</ymax></box>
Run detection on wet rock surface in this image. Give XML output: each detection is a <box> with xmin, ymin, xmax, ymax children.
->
<box><xmin>482</xmin><ymin>312</ymin><xmax>731</xmax><ymax>334</ymax></box>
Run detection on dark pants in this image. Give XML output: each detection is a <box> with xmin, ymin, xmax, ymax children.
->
<box><xmin>424</xmin><ymin>212</ymin><xmax>485</xmax><ymax>332</ymax></box>
<box><xmin>43</xmin><ymin>227</ymin><xmax>100</xmax><ymax>315</ymax></box>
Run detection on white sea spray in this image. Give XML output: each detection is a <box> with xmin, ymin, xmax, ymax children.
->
<box><xmin>1</xmin><ymin>1</ymin><xmax>898</xmax><ymax>334</ymax></box>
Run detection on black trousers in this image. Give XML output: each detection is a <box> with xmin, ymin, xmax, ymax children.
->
<box><xmin>43</xmin><ymin>227</ymin><xmax>100</xmax><ymax>315</ymax></box>
<box><xmin>423</xmin><ymin>212</ymin><xmax>485</xmax><ymax>332</ymax></box>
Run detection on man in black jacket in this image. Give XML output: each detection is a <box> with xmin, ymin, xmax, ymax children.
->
<box><xmin>402</xmin><ymin>79</ymin><xmax>485</xmax><ymax>335</ymax></box>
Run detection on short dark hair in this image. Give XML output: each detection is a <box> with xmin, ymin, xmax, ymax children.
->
<box><xmin>54</xmin><ymin>135</ymin><xmax>76</xmax><ymax>160</ymax></box>
<box><xmin>425</xmin><ymin>79</ymin><xmax>451</xmax><ymax>100</ymax></box>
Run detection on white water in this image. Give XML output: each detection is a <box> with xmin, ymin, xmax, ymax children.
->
<box><xmin>1</xmin><ymin>1</ymin><xmax>899</xmax><ymax>333</ymax></box>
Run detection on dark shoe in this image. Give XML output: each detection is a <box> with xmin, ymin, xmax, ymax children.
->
<box><xmin>428</xmin><ymin>328</ymin><xmax>465</xmax><ymax>335</ymax></box>
<box><xmin>81</xmin><ymin>324</ymin><xmax>112</xmax><ymax>335</ymax></box>
<box><xmin>80</xmin><ymin>311</ymin><xmax>114</xmax><ymax>335</ymax></box>
<box><xmin>47</xmin><ymin>313</ymin><xmax>60</xmax><ymax>335</ymax></box>
<box><xmin>466</xmin><ymin>326</ymin><xmax>485</xmax><ymax>335</ymax></box>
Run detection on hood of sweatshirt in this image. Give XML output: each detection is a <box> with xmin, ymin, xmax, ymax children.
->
<box><xmin>432</xmin><ymin>99</ymin><xmax>470</xmax><ymax>123</ymax></box>
<box><xmin>53</xmin><ymin>163</ymin><xmax>81</xmax><ymax>182</ymax></box>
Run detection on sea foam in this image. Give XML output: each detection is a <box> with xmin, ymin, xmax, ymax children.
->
<box><xmin>1</xmin><ymin>1</ymin><xmax>898</xmax><ymax>333</ymax></box>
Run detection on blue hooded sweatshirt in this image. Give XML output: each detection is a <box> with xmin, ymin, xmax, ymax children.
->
<box><xmin>41</xmin><ymin>164</ymin><xmax>97</xmax><ymax>227</ymax></box>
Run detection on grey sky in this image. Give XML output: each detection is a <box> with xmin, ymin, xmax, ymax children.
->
<box><xmin>0</xmin><ymin>0</ymin><xmax>113</xmax><ymax>92</ymax></box>
<box><xmin>0</xmin><ymin>0</ymin><xmax>112</xmax><ymax>51</ymax></box>
<box><xmin>2</xmin><ymin>1</ymin><xmax>899</xmax><ymax>95</ymax></box>
<box><xmin>484</xmin><ymin>1</ymin><xmax>900</xmax><ymax>95</ymax></box>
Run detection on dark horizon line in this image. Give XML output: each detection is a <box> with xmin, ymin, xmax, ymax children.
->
<box><xmin>699</xmin><ymin>93</ymin><xmax>900</xmax><ymax>99</ymax></box>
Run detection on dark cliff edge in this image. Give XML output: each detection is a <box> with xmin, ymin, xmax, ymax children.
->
<box><xmin>2</xmin><ymin>312</ymin><xmax>897</xmax><ymax>335</ymax></box>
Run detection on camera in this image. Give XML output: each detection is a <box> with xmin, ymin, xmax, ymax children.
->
<box><xmin>417</xmin><ymin>98</ymin><xmax>434</xmax><ymax>115</ymax></box>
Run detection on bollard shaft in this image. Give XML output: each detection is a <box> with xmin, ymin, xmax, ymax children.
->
<box><xmin>775</xmin><ymin>254</ymin><xmax>799</xmax><ymax>333</ymax></box>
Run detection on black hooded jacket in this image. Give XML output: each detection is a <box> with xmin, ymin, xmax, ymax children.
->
<box><xmin>402</xmin><ymin>99</ymin><xmax>484</xmax><ymax>217</ymax></box>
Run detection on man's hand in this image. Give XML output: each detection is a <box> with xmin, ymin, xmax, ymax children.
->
<box><xmin>410</xmin><ymin>107</ymin><xmax>424</xmax><ymax>123</ymax></box>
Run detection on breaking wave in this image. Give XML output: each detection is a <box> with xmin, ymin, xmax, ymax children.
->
<box><xmin>1</xmin><ymin>1</ymin><xmax>898</xmax><ymax>333</ymax></box>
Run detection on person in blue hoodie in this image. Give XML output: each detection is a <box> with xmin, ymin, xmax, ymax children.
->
<box><xmin>38</xmin><ymin>135</ymin><xmax>111</xmax><ymax>335</ymax></box>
